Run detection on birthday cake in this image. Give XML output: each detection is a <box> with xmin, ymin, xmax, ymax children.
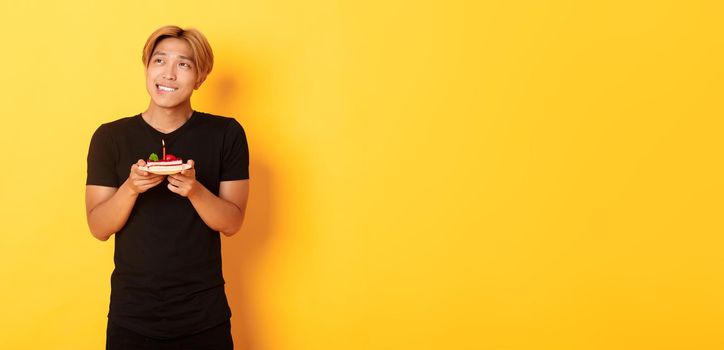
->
<box><xmin>139</xmin><ymin>140</ymin><xmax>190</xmax><ymax>174</ymax></box>
<box><xmin>145</xmin><ymin>153</ymin><xmax>185</xmax><ymax>173</ymax></box>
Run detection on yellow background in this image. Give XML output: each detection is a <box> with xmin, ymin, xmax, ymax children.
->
<box><xmin>0</xmin><ymin>1</ymin><xmax>722</xmax><ymax>349</ymax></box>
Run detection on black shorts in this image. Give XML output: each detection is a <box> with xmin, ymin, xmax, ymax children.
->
<box><xmin>106</xmin><ymin>318</ymin><xmax>233</xmax><ymax>350</ymax></box>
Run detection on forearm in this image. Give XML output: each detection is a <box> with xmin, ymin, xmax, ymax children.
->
<box><xmin>87</xmin><ymin>180</ymin><xmax>139</xmax><ymax>241</ymax></box>
<box><xmin>188</xmin><ymin>184</ymin><xmax>245</xmax><ymax>236</ymax></box>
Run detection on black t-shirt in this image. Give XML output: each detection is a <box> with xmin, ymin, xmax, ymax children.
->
<box><xmin>86</xmin><ymin>110</ymin><xmax>249</xmax><ymax>339</ymax></box>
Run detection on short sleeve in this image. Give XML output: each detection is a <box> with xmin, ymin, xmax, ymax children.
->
<box><xmin>220</xmin><ymin>119</ymin><xmax>250</xmax><ymax>181</ymax></box>
<box><xmin>86</xmin><ymin>124</ymin><xmax>120</xmax><ymax>187</ymax></box>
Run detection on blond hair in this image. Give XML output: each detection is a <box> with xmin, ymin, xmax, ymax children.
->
<box><xmin>142</xmin><ymin>25</ymin><xmax>214</xmax><ymax>85</ymax></box>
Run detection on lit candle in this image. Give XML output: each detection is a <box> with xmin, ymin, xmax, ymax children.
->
<box><xmin>162</xmin><ymin>139</ymin><xmax>166</xmax><ymax>160</ymax></box>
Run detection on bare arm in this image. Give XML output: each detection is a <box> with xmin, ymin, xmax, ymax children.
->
<box><xmin>167</xmin><ymin>160</ymin><xmax>250</xmax><ymax>236</ymax></box>
<box><xmin>85</xmin><ymin>159</ymin><xmax>165</xmax><ymax>241</ymax></box>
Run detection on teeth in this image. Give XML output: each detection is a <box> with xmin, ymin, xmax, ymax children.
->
<box><xmin>157</xmin><ymin>85</ymin><xmax>177</xmax><ymax>92</ymax></box>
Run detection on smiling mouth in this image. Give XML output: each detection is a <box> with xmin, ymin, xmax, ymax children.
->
<box><xmin>156</xmin><ymin>84</ymin><xmax>178</xmax><ymax>92</ymax></box>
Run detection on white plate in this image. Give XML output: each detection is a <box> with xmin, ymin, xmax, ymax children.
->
<box><xmin>139</xmin><ymin>164</ymin><xmax>192</xmax><ymax>175</ymax></box>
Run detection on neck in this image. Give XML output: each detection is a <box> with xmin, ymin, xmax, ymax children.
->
<box><xmin>142</xmin><ymin>101</ymin><xmax>194</xmax><ymax>133</ymax></box>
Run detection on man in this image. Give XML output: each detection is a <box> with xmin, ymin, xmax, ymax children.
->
<box><xmin>85</xmin><ymin>25</ymin><xmax>249</xmax><ymax>349</ymax></box>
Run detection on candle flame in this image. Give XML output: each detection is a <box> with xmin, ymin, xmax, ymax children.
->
<box><xmin>162</xmin><ymin>139</ymin><xmax>165</xmax><ymax>146</ymax></box>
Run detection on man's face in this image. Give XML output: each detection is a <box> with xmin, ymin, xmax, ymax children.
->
<box><xmin>145</xmin><ymin>38</ymin><xmax>200</xmax><ymax>109</ymax></box>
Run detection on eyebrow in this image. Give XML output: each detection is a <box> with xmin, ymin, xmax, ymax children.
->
<box><xmin>152</xmin><ymin>51</ymin><xmax>194</xmax><ymax>61</ymax></box>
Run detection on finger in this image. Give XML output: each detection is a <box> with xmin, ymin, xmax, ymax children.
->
<box><xmin>169</xmin><ymin>173</ymin><xmax>188</xmax><ymax>181</ymax></box>
<box><xmin>149</xmin><ymin>176</ymin><xmax>166</xmax><ymax>183</ymax></box>
<box><xmin>137</xmin><ymin>175</ymin><xmax>165</xmax><ymax>183</ymax></box>
<box><xmin>132</xmin><ymin>164</ymin><xmax>149</xmax><ymax>177</ymax></box>
<box><xmin>145</xmin><ymin>180</ymin><xmax>165</xmax><ymax>189</ymax></box>
<box><xmin>135</xmin><ymin>179</ymin><xmax>162</xmax><ymax>187</ymax></box>
<box><xmin>169</xmin><ymin>174</ymin><xmax>186</xmax><ymax>185</ymax></box>
<box><xmin>167</xmin><ymin>183</ymin><xmax>179</xmax><ymax>193</ymax></box>
<box><xmin>168</xmin><ymin>183</ymin><xmax>188</xmax><ymax>196</ymax></box>
<box><xmin>181</xmin><ymin>160</ymin><xmax>194</xmax><ymax>175</ymax></box>
<box><xmin>135</xmin><ymin>159</ymin><xmax>147</xmax><ymax>171</ymax></box>
<box><xmin>135</xmin><ymin>170</ymin><xmax>164</xmax><ymax>178</ymax></box>
<box><xmin>169</xmin><ymin>179</ymin><xmax>187</xmax><ymax>190</ymax></box>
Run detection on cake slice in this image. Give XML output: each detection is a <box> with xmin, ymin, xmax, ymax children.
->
<box><xmin>141</xmin><ymin>153</ymin><xmax>189</xmax><ymax>174</ymax></box>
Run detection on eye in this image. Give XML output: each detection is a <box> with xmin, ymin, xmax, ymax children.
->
<box><xmin>180</xmin><ymin>62</ymin><xmax>191</xmax><ymax>68</ymax></box>
<box><xmin>154</xmin><ymin>58</ymin><xmax>164</xmax><ymax>64</ymax></box>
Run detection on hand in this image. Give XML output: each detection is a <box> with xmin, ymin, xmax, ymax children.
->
<box><xmin>127</xmin><ymin>159</ymin><xmax>166</xmax><ymax>194</ymax></box>
<box><xmin>167</xmin><ymin>160</ymin><xmax>200</xmax><ymax>197</ymax></box>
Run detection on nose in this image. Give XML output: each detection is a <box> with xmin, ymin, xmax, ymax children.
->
<box><xmin>162</xmin><ymin>65</ymin><xmax>177</xmax><ymax>81</ymax></box>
